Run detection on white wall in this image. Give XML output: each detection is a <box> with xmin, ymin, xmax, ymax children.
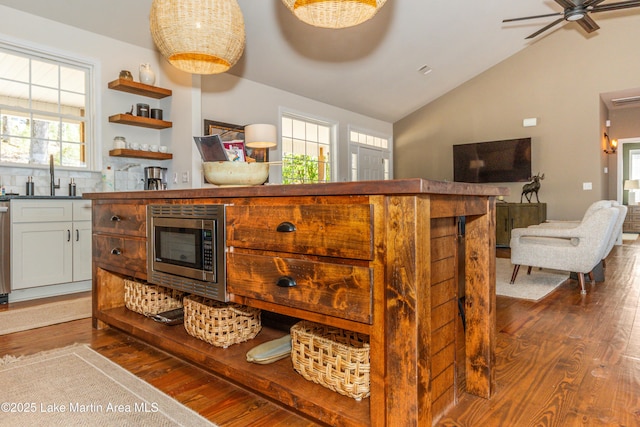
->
<box><xmin>199</xmin><ymin>73</ymin><xmax>393</xmax><ymax>185</ymax></box>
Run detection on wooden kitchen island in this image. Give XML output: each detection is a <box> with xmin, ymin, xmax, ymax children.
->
<box><xmin>84</xmin><ymin>179</ymin><xmax>507</xmax><ymax>426</ymax></box>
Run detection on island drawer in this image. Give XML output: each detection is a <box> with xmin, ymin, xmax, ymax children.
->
<box><xmin>227</xmin><ymin>252</ymin><xmax>373</xmax><ymax>324</ymax></box>
<box><xmin>93</xmin><ymin>203</ymin><xmax>147</xmax><ymax>237</ymax></box>
<box><xmin>226</xmin><ymin>204</ymin><xmax>373</xmax><ymax>260</ymax></box>
<box><xmin>93</xmin><ymin>234</ymin><xmax>147</xmax><ymax>275</ymax></box>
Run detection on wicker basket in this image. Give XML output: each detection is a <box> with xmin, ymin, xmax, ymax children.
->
<box><xmin>290</xmin><ymin>321</ymin><xmax>370</xmax><ymax>400</ymax></box>
<box><xmin>183</xmin><ymin>295</ymin><xmax>261</xmax><ymax>348</ymax></box>
<box><xmin>124</xmin><ymin>279</ymin><xmax>183</xmax><ymax>315</ymax></box>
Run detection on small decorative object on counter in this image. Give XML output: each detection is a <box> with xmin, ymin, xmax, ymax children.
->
<box><xmin>136</xmin><ymin>103</ymin><xmax>150</xmax><ymax>117</ymax></box>
<box><xmin>101</xmin><ymin>165</ymin><xmax>114</xmax><ymax>192</ymax></box>
<box><xmin>68</xmin><ymin>178</ymin><xmax>76</xmax><ymax>196</ymax></box>
<box><xmin>119</xmin><ymin>69</ymin><xmax>133</xmax><ymax>81</ymax></box>
<box><xmin>25</xmin><ymin>176</ymin><xmax>34</xmax><ymax>196</ymax></box>
<box><xmin>139</xmin><ymin>63</ymin><xmax>156</xmax><ymax>85</ymax></box>
<box><xmin>1</xmin><ymin>184</ymin><xmax>5</xmax><ymax>196</ymax></box>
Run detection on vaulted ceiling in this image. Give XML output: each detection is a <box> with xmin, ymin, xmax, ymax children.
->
<box><xmin>0</xmin><ymin>0</ymin><xmax>637</xmax><ymax>122</ymax></box>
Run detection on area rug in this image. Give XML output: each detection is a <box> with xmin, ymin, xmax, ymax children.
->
<box><xmin>0</xmin><ymin>296</ymin><xmax>91</xmax><ymax>336</ymax></box>
<box><xmin>495</xmin><ymin>257</ymin><xmax>569</xmax><ymax>301</ymax></box>
<box><xmin>0</xmin><ymin>344</ymin><xmax>215</xmax><ymax>426</ymax></box>
<box><xmin>623</xmin><ymin>233</ymin><xmax>639</xmax><ymax>241</ymax></box>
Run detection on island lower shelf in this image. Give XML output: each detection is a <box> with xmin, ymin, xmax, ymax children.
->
<box><xmin>97</xmin><ymin>306</ymin><xmax>370</xmax><ymax>427</ymax></box>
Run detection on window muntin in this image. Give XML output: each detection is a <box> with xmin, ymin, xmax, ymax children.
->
<box><xmin>281</xmin><ymin>114</ymin><xmax>333</xmax><ymax>184</ymax></box>
<box><xmin>0</xmin><ymin>45</ymin><xmax>90</xmax><ymax>168</ymax></box>
<box><xmin>350</xmin><ymin>130</ymin><xmax>389</xmax><ymax>149</ymax></box>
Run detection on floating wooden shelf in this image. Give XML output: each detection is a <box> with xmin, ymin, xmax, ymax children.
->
<box><xmin>108</xmin><ymin>114</ymin><xmax>172</xmax><ymax>130</ymax></box>
<box><xmin>109</xmin><ymin>149</ymin><xmax>172</xmax><ymax>160</ymax></box>
<box><xmin>107</xmin><ymin>78</ymin><xmax>172</xmax><ymax>99</ymax></box>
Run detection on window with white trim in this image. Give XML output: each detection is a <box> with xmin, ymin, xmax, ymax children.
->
<box><xmin>281</xmin><ymin>113</ymin><xmax>334</xmax><ymax>184</ymax></box>
<box><xmin>0</xmin><ymin>43</ymin><xmax>91</xmax><ymax>168</ymax></box>
<box><xmin>349</xmin><ymin>129</ymin><xmax>391</xmax><ymax>180</ymax></box>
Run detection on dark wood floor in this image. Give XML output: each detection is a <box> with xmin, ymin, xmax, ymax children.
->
<box><xmin>2</xmin><ymin>238</ymin><xmax>640</xmax><ymax>426</ymax></box>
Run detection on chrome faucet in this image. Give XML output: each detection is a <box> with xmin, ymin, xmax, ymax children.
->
<box><xmin>49</xmin><ymin>155</ymin><xmax>60</xmax><ymax>196</ymax></box>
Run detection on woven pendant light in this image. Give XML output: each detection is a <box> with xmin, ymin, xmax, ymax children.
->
<box><xmin>281</xmin><ymin>0</ymin><xmax>387</xmax><ymax>29</ymax></box>
<box><xmin>150</xmin><ymin>0</ymin><xmax>245</xmax><ymax>75</ymax></box>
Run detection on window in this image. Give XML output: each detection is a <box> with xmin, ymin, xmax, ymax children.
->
<box><xmin>281</xmin><ymin>113</ymin><xmax>333</xmax><ymax>184</ymax></box>
<box><xmin>0</xmin><ymin>43</ymin><xmax>91</xmax><ymax>168</ymax></box>
<box><xmin>349</xmin><ymin>129</ymin><xmax>391</xmax><ymax>181</ymax></box>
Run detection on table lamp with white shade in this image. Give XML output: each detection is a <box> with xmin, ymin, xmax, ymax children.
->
<box><xmin>624</xmin><ymin>179</ymin><xmax>640</xmax><ymax>205</ymax></box>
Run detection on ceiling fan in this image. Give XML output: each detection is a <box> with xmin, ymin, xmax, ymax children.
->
<box><xmin>504</xmin><ymin>0</ymin><xmax>640</xmax><ymax>39</ymax></box>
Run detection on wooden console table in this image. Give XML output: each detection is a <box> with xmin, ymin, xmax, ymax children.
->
<box><xmin>495</xmin><ymin>202</ymin><xmax>547</xmax><ymax>247</ymax></box>
<box><xmin>84</xmin><ymin>179</ymin><xmax>507</xmax><ymax>426</ymax></box>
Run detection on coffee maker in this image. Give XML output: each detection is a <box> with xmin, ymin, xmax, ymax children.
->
<box><xmin>144</xmin><ymin>166</ymin><xmax>167</xmax><ymax>190</ymax></box>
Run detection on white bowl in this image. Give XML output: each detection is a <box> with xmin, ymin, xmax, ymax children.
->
<box><xmin>203</xmin><ymin>161</ymin><xmax>269</xmax><ymax>186</ymax></box>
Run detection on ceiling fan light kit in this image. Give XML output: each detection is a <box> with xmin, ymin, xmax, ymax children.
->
<box><xmin>150</xmin><ymin>0</ymin><xmax>245</xmax><ymax>74</ymax></box>
<box><xmin>504</xmin><ymin>0</ymin><xmax>640</xmax><ymax>39</ymax></box>
<box><xmin>281</xmin><ymin>0</ymin><xmax>387</xmax><ymax>29</ymax></box>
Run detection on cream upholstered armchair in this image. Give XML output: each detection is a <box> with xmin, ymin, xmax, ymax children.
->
<box><xmin>527</xmin><ymin>200</ymin><xmax>627</xmax><ymax>266</ymax></box>
<box><xmin>510</xmin><ymin>206</ymin><xmax>620</xmax><ymax>294</ymax></box>
<box><xmin>529</xmin><ymin>200</ymin><xmax>615</xmax><ymax>229</ymax></box>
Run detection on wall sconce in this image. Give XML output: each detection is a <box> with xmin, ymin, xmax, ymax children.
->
<box><xmin>245</xmin><ymin>124</ymin><xmax>277</xmax><ymax>148</ymax></box>
<box><xmin>604</xmin><ymin>132</ymin><xmax>618</xmax><ymax>154</ymax></box>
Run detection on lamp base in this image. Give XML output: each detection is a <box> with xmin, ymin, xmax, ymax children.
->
<box><xmin>629</xmin><ymin>191</ymin><xmax>637</xmax><ymax>205</ymax></box>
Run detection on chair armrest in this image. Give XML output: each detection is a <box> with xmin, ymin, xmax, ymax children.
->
<box><xmin>510</xmin><ymin>226</ymin><xmax>585</xmax><ymax>240</ymax></box>
<box><xmin>529</xmin><ymin>221</ymin><xmax>579</xmax><ymax>229</ymax></box>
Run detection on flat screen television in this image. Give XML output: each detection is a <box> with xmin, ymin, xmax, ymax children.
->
<box><xmin>453</xmin><ymin>138</ymin><xmax>531</xmax><ymax>183</ymax></box>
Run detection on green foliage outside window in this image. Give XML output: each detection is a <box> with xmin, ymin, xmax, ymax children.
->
<box><xmin>282</xmin><ymin>153</ymin><xmax>330</xmax><ymax>184</ymax></box>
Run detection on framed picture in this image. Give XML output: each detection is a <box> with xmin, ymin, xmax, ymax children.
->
<box><xmin>204</xmin><ymin>119</ymin><xmax>269</xmax><ymax>163</ymax></box>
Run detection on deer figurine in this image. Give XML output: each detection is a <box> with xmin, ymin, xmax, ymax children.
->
<box><xmin>521</xmin><ymin>173</ymin><xmax>544</xmax><ymax>203</ymax></box>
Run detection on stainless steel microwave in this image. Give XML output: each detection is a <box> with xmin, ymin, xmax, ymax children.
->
<box><xmin>147</xmin><ymin>204</ymin><xmax>227</xmax><ymax>301</ymax></box>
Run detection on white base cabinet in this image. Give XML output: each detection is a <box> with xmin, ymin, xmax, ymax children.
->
<box><xmin>11</xmin><ymin>199</ymin><xmax>92</xmax><ymax>290</ymax></box>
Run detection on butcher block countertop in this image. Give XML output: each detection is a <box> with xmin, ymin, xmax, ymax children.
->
<box><xmin>83</xmin><ymin>178</ymin><xmax>508</xmax><ymax>200</ymax></box>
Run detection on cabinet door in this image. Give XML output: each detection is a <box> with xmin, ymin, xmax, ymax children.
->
<box><xmin>512</xmin><ymin>204</ymin><xmax>544</xmax><ymax>229</ymax></box>
<box><xmin>11</xmin><ymin>222</ymin><xmax>73</xmax><ymax>289</ymax></box>
<box><xmin>495</xmin><ymin>204</ymin><xmax>510</xmax><ymax>246</ymax></box>
<box><xmin>73</xmin><ymin>221</ymin><xmax>92</xmax><ymax>281</ymax></box>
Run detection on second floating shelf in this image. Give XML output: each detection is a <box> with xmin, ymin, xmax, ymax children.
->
<box><xmin>109</xmin><ymin>114</ymin><xmax>172</xmax><ymax>130</ymax></box>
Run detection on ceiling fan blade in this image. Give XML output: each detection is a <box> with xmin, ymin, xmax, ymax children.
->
<box><xmin>591</xmin><ymin>0</ymin><xmax>640</xmax><ymax>13</ymax></box>
<box><xmin>576</xmin><ymin>14</ymin><xmax>600</xmax><ymax>32</ymax></box>
<box><xmin>555</xmin><ymin>0</ymin><xmax>576</xmax><ymax>9</ymax></box>
<box><xmin>584</xmin><ymin>0</ymin><xmax>607</xmax><ymax>7</ymax></box>
<box><xmin>526</xmin><ymin>17</ymin><xmax>566</xmax><ymax>39</ymax></box>
<box><xmin>555</xmin><ymin>0</ymin><xmax>577</xmax><ymax>9</ymax></box>
<box><xmin>503</xmin><ymin>12</ymin><xmax>563</xmax><ymax>23</ymax></box>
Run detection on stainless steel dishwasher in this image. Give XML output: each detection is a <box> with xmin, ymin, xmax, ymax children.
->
<box><xmin>0</xmin><ymin>202</ymin><xmax>9</xmax><ymax>304</ymax></box>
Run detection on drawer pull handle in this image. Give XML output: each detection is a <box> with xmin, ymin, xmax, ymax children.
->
<box><xmin>111</xmin><ymin>248</ymin><xmax>122</xmax><ymax>255</ymax></box>
<box><xmin>110</xmin><ymin>215</ymin><xmax>121</xmax><ymax>222</ymax></box>
<box><xmin>276</xmin><ymin>222</ymin><xmax>296</xmax><ymax>233</ymax></box>
<box><xmin>276</xmin><ymin>276</ymin><xmax>297</xmax><ymax>288</ymax></box>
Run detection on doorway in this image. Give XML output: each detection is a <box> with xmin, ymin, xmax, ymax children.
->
<box><xmin>616</xmin><ymin>137</ymin><xmax>640</xmax><ymax>204</ymax></box>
